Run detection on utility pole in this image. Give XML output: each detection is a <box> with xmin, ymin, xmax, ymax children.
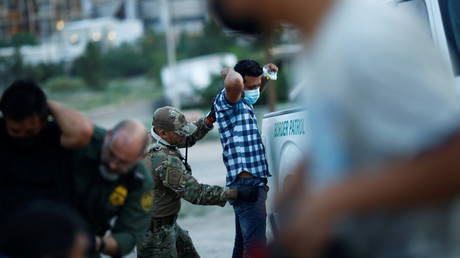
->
<box><xmin>160</xmin><ymin>0</ymin><xmax>180</xmax><ymax>109</ymax></box>
<box><xmin>265</xmin><ymin>33</ymin><xmax>277</xmax><ymax>112</ymax></box>
<box><xmin>26</xmin><ymin>0</ymin><xmax>35</xmax><ymax>34</ymax></box>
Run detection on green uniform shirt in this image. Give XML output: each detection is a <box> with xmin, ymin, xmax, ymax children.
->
<box><xmin>146</xmin><ymin>117</ymin><xmax>227</xmax><ymax>219</ymax></box>
<box><xmin>71</xmin><ymin>126</ymin><xmax>154</xmax><ymax>256</ymax></box>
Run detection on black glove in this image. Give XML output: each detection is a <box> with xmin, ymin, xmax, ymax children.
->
<box><xmin>236</xmin><ymin>185</ymin><xmax>259</xmax><ymax>202</ymax></box>
<box><xmin>88</xmin><ymin>234</ymin><xmax>97</xmax><ymax>253</ymax></box>
<box><xmin>207</xmin><ymin>98</ymin><xmax>217</xmax><ymax>123</ymax></box>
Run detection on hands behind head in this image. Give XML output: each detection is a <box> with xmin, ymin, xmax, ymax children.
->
<box><xmin>221</xmin><ymin>67</ymin><xmax>232</xmax><ymax>79</ymax></box>
<box><xmin>264</xmin><ymin>63</ymin><xmax>279</xmax><ymax>73</ymax></box>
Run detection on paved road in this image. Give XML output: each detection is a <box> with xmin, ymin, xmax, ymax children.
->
<box><xmin>84</xmin><ymin>100</ymin><xmax>154</xmax><ymax>129</ymax></box>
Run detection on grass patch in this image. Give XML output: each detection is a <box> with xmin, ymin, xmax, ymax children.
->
<box><xmin>45</xmin><ymin>77</ymin><xmax>162</xmax><ymax>111</ymax></box>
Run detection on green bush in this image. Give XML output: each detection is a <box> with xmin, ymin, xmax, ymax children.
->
<box><xmin>192</xmin><ymin>74</ymin><xmax>224</xmax><ymax>108</ymax></box>
<box><xmin>44</xmin><ymin>76</ymin><xmax>86</xmax><ymax>92</ymax></box>
<box><xmin>31</xmin><ymin>62</ymin><xmax>66</xmax><ymax>83</ymax></box>
<box><xmin>0</xmin><ymin>32</ymin><xmax>38</xmax><ymax>48</ymax></box>
<box><xmin>0</xmin><ymin>48</ymin><xmax>66</xmax><ymax>90</ymax></box>
<box><xmin>102</xmin><ymin>43</ymin><xmax>148</xmax><ymax>78</ymax></box>
<box><xmin>138</xmin><ymin>31</ymin><xmax>167</xmax><ymax>82</ymax></box>
<box><xmin>71</xmin><ymin>42</ymin><xmax>107</xmax><ymax>90</ymax></box>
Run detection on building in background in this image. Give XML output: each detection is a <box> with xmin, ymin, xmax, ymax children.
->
<box><xmin>89</xmin><ymin>0</ymin><xmax>208</xmax><ymax>34</ymax></box>
<box><xmin>139</xmin><ymin>0</ymin><xmax>207</xmax><ymax>34</ymax></box>
<box><xmin>0</xmin><ymin>0</ymin><xmax>208</xmax><ymax>42</ymax></box>
<box><xmin>0</xmin><ymin>0</ymin><xmax>82</xmax><ymax>40</ymax></box>
<box><xmin>61</xmin><ymin>17</ymin><xmax>142</xmax><ymax>48</ymax></box>
<box><xmin>0</xmin><ymin>0</ymin><xmax>207</xmax><ymax>65</ymax></box>
<box><xmin>0</xmin><ymin>17</ymin><xmax>143</xmax><ymax>64</ymax></box>
<box><xmin>161</xmin><ymin>53</ymin><xmax>237</xmax><ymax>106</ymax></box>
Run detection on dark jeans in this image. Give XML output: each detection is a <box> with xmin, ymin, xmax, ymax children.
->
<box><xmin>229</xmin><ymin>177</ymin><xmax>268</xmax><ymax>258</ymax></box>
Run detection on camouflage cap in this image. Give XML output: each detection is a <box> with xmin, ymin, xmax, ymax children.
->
<box><xmin>152</xmin><ymin>106</ymin><xmax>197</xmax><ymax>137</ymax></box>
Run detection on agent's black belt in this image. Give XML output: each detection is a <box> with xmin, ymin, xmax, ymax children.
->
<box><xmin>151</xmin><ymin>215</ymin><xmax>177</xmax><ymax>230</ymax></box>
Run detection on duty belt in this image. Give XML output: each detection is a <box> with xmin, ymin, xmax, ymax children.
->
<box><xmin>151</xmin><ymin>215</ymin><xmax>177</xmax><ymax>230</ymax></box>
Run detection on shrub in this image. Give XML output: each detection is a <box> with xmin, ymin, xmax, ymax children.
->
<box><xmin>44</xmin><ymin>76</ymin><xmax>86</xmax><ymax>92</ymax></box>
<box><xmin>102</xmin><ymin>43</ymin><xmax>148</xmax><ymax>78</ymax></box>
<box><xmin>71</xmin><ymin>42</ymin><xmax>107</xmax><ymax>90</ymax></box>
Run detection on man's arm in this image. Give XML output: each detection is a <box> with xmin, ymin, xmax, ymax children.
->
<box><xmin>47</xmin><ymin>101</ymin><xmax>93</xmax><ymax>149</ymax></box>
<box><xmin>180</xmin><ymin>117</ymin><xmax>214</xmax><ymax>148</ymax></box>
<box><xmin>109</xmin><ymin>166</ymin><xmax>154</xmax><ymax>256</ymax></box>
<box><xmin>223</xmin><ymin>68</ymin><xmax>244</xmax><ymax>104</ymax></box>
<box><xmin>160</xmin><ymin>156</ymin><xmax>228</xmax><ymax>206</ymax></box>
<box><xmin>179</xmin><ymin>173</ymin><xmax>228</xmax><ymax>207</ymax></box>
<box><xmin>282</xmin><ymin>130</ymin><xmax>460</xmax><ymax>257</ymax></box>
<box><xmin>260</xmin><ymin>63</ymin><xmax>278</xmax><ymax>93</ymax></box>
<box><xmin>93</xmin><ymin>235</ymin><xmax>120</xmax><ymax>257</ymax></box>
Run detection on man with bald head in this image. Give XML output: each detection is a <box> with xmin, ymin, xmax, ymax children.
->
<box><xmin>70</xmin><ymin>120</ymin><xmax>153</xmax><ymax>258</ymax></box>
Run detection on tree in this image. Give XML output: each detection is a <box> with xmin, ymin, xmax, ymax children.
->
<box><xmin>72</xmin><ymin>42</ymin><xmax>106</xmax><ymax>90</ymax></box>
<box><xmin>102</xmin><ymin>43</ymin><xmax>148</xmax><ymax>78</ymax></box>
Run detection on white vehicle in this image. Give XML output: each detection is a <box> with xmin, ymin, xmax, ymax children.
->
<box><xmin>261</xmin><ymin>0</ymin><xmax>460</xmax><ymax>238</ymax></box>
<box><xmin>161</xmin><ymin>53</ymin><xmax>237</xmax><ymax>106</ymax></box>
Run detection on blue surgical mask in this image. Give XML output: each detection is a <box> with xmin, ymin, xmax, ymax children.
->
<box><xmin>243</xmin><ymin>89</ymin><xmax>260</xmax><ymax>105</ymax></box>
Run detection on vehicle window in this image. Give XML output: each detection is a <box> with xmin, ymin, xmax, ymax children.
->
<box><xmin>439</xmin><ymin>0</ymin><xmax>460</xmax><ymax>75</ymax></box>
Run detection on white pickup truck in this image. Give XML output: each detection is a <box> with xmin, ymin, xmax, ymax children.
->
<box><xmin>261</xmin><ymin>0</ymin><xmax>460</xmax><ymax>238</ymax></box>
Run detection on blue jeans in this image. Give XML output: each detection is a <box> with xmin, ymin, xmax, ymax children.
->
<box><xmin>229</xmin><ymin>177</ymin><xmax>268</xmax><ymax>258</ymax></box>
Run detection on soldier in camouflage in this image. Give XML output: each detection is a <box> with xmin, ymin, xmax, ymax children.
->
<box><xmin>137</xmin><ymin>106</ymin><xmax>255</xmax><ymax>258</ymax></box>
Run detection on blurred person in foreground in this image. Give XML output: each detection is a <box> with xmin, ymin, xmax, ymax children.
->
<box><xmin>70</xmin><ymin>120</ymin><xmax>153</xmax><ymax>258</ymax></box>
<box><xmin>211</xmin><ymin>59</ymin><xmax>278</xmax><ymax>257</ymax></box>
<box><xmin>0</xmin><ymin>201</ymin><xmax>89</xmax><ymax>258</ymax></box>
<box><xmin>137</xmin><ymin>106</ymin><xmax>258</xmax><ymax>258</ymax></box>
<box><xmin>210</xmin><ymin>0</ymin><xmax>460</xmax><ymax>258</ymax></box>
<box><xmin>0</xmin><ymin>80</ymin><xmax>92</xmax><ymax>220</ymax></box>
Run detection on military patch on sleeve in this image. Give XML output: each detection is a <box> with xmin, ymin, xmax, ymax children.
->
<box><xmin>109</xmin><ymin>186</ymin><xmax>128</xmax><ymax>206</ymax></box>
<box><xmin>140</xmin><ymin>191</ymin><xmax>154</xmax><ymax>212</ymax></box>
<box><xmin>165</xmin><ymin>167</ymin><xmax>182</xmax><ymax>187</ymax></box>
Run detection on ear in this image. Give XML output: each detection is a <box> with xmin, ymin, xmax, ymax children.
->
<box><xmin>157</xmin><ymin>129</ymin><xmax>168</xmax><ymax>138</ymax></box>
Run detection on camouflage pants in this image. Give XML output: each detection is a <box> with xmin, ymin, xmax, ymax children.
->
<box><xmin>137</xmin><ymin>222</ymin><xmax>200</xmax><ymax>258</ymax></box>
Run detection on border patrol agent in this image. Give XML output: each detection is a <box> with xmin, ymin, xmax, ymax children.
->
<box><xmin>71</xmin><ymin>120</ymin><xmax>154</xmax><ymax>258</ymax></box>
<box><xmin>137</xmin><ymin>106</ymin><xmax>256</xmax><ymax>258</ymax></box>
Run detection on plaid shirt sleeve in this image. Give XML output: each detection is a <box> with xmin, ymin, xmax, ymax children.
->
<box><xmin>214</xmin><ymin>89</ymin><xmax>240</xmax><ymax>112</ymax></box>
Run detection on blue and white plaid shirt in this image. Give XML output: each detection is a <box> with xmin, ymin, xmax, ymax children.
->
<box><xmin>213</xmin><ymin>89</ymin><xmax>271</xmax><ymax>186</ymax></box>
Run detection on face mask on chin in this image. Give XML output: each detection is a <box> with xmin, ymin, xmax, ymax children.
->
<box><xmin>99</xmin><ymin>164</ymin><xmax>120</xmax><ymax>181</ymax></box>
<box><xmin>209</xmin><ymin>0</ymin><xmax>266</xmax><ymax>36</ymax></box>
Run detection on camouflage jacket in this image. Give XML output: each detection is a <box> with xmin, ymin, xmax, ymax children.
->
<box><xmin>144</xmin><ymin>117</ymin><xmax>227</xmax><ymax>219</ymax></box>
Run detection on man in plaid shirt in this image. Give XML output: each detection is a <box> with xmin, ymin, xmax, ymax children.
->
<box><xmin>212</xmin><ymin>59</ymin><xmax>278</xmax><ymax>257</ymax></box>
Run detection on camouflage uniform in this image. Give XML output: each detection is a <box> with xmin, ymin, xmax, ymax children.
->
<box><xmin>137</xmin><ymin>106</ymin><xmax>233</xmax><ymax>258</ymax></box>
